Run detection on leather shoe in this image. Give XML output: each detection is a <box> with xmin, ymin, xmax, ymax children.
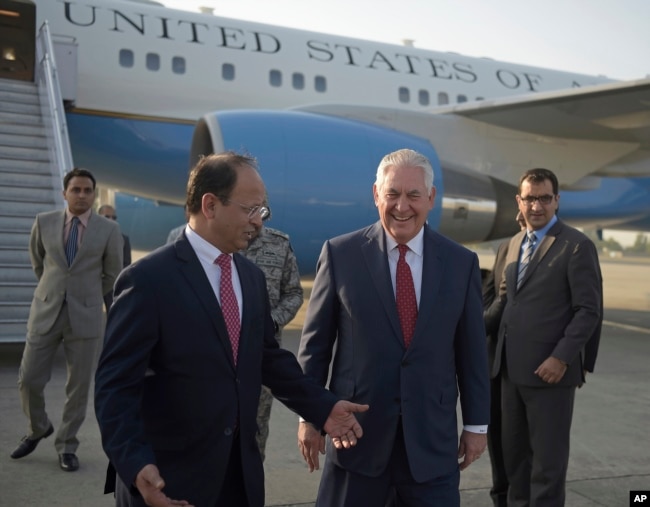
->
<box><xmin>58</xmin><ymin>453</ymin><xmax>79</xmax><ymax>472</ymax></box>
<box><xmin>10</xmin><ymin>423</ymin><xmax>54</xmax><ymax>459</ymax></box>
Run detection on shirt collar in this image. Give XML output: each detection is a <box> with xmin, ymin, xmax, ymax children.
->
<box><xmin>385</xmin><ymin>227</ymin><xmax>424</xmax><ymax>258</ymax></box>
<box><xmin>528</xmin><ymin>214</ymin><xmax>558</xmax><ymax>242</ymax></box>
<box><xmin>185</xmin><ymin>225</ymin><xmax>228</xmax><ymax>265</ymax></box>
<box><xmin>65</xmin><ymin>208</ymin><xmax>92</xmax><ymax>227</ymax></box>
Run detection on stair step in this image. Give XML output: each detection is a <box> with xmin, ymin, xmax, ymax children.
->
<box><xmin>0</xmin><ymin>185</ymin><xmax>59</xmax><ymax>203</ymax></box>
<box><xmin>0</xmin><ymin>100</ymin><xmax>41</xmax><ymax>116</ymax></box>
<box><xmin>0</xmin><ymin>158</ymin><xmax>54</xmax><ymax>173</ymax></box>
<box><xmin>0</xmin><ymin>132</ymin><xmax>47</xmax><ymax>149</ymax></box>
<box><xmin>0</xmin><ymin>323</ymin><xmax>28</xmax><ymax>342</ymax></box>
<box><xmin>0</xmin><ymin>283</ymin><xmax>37</xmax><ymax>302</ymax></box>
<box><xmin>0</xmin><ymin>204</ymin><xmax>54</xmax><ymax>219</ymax></box>
<box><xmin>0</xmin><ymin>110</ymin><xmax>44</xmax><ymax>126</ymax></box>
<box><xmin>0</xmin><ymin>229</ymin><xmax>32</xmax><ymax>247</ymax></box>
<box><xmin>0</xmin><ymin>78</ymin><xmax>37</xmax><ymax>93</ymax></box>
<box><xmin>0</xmin><ymin>304</ymin><xmax>31</xmax><ymax>321</ymax></box>
<box><xmin>0</xmin><ymin>171</ymin><xmax>56</xmax><ymax>188</ymax></box>
<box><xmin>0</xmin><ymin>122</ymin><xmax>45</xmax><ymax>136</ymax></box>
<box><xmin>0</xmin><ymin>145</ymin><xmax>50</xmax><ymax>161</ymax></box>
<box><xmin>0</xmin><ymin>89</ymin><xmax>40</xmax><ymax>106</ymax></box>
<box><xmin>0</xmin><ymin>264</ymin><xmax>36</xmax><ymax>283</ymax></box>
<box><xmin>0</xmin><ymin>248</ymin><xmax>30</xmax><ymax>264</ymax></box>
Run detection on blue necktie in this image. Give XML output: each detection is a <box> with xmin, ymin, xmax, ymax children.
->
<box><xmin>65</xmin><ymin>217</ymin><xmax>80</xmax><ymax>266</ymax></box>
<box><xmin>517</xmin><ymin>231</ymin><xmax>537</xmax><ymax>289</ymax></box>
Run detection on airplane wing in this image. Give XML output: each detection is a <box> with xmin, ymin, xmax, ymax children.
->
<box><xmin>296</xmin><ymin>78</ymin><xmax>650</xmax><ymax>187</ymax></box>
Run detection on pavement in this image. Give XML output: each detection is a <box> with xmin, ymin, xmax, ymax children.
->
<box><xmin>1</xmin><ymin>256</ymin><xmax>649</xmax><ymax>506</ymax></box>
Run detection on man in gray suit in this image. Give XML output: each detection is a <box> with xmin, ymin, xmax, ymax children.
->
<box><xmin>10</xmin><ymin>168</ymin><xmax>123</xmax><ymax>472</ymax></box>
<box><xmin>492</xmin><ymin>168</ymin><xmax>603</xmax><ymax>506</ymax></box>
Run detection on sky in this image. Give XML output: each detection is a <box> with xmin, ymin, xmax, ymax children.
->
<box><xmin>155</xmin><ymin>0</ymin><xmax>649</xmax><ymax>246</ymax></box>
<box><xmin>157</xmin><ymin>0</ymin><xmax>649</xmax><ymax>80</ymax></box>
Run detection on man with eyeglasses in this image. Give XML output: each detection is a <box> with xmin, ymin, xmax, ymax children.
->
<box><xmin>490</xmin><ymin>168</ymin><xmax>603</xmax><ymax>506</ymax></box>
<box><xmin>94</xmin><ymin>151</ymin><xmax>368</xmax><ymax>507</ymax></box>
<box><xmin>240</xmin><ymin>206</ymin><xmax>304</xmax><ymax>462</ymax></box>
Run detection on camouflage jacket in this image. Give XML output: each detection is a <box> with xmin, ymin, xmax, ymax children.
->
<box><xmin>241</xmin><ymin>227</ymin><xmax>303</xmax><ymax>335</ymax></box>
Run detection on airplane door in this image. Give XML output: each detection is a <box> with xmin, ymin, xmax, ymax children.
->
<box><xmin>0</xmin><ymin>0</ymin><xmax>36</xmax><ymax>81</ymax></box>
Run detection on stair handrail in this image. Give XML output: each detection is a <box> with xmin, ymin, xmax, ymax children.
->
<box><xmin>35</xmin><ymin>20</ymin><xmax>73</xmax><ymax>196</ymax></box>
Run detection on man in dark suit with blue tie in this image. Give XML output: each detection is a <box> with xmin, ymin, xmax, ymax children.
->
<box><xmin>492</xmin><ymin>168</ymin><xmax>603</xmax><ymax>506</ymax></box>
<box><xmin>297</xmin><ymin>148</ymin><xmax>490</xmax><ymax>506</ymax></box>
<box><xmin>94</xmin><ymin>152</ymin><xmax>369</xmax><ymax>507</ymax></box>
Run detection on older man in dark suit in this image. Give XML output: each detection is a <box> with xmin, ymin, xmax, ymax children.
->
<box><xmin>11</xmin><ymin>168</ymin><xmax>123</xmax><ymax>472</ymax></box>
<box><xmin>297</xmin><ymin>148</ymin><xmax>490</xmax><ymax>507</ymax></box>
<box><xmin>94</xmin><ymin>152</ymin><xmax>368</xmax><ymax>507</ymax></box>
<box><xmin>492</xmin><ymin>168</ymin><xmax>603</xmax><ymax>506</ymax></box>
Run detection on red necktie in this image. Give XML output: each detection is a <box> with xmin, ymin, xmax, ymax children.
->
<box><xmin>216</xmin><ymin>254</ymin><xmax>240</xmax><ymax>364</ymax></box>
<box><xmin>396</xmin><ymin>244</ymin><xmax>417</xmax><ymax>347</ymax></box>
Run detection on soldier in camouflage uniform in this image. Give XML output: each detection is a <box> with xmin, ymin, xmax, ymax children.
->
<box><xmin>241</xmin><ymin>224</ymin><xmax>304</xmax><ymax>461</ymax></box>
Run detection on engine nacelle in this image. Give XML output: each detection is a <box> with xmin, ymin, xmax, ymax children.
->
<box><xmin>191</xmin><ymin>110</ymin><xmax>518</xmax><ymax>271</ymax></box>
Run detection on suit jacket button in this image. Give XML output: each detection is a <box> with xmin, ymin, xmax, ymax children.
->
<box><xmin>224</xmin><ymin>427</ymin><xmax>233</xmax><ymax>436</ymax></box>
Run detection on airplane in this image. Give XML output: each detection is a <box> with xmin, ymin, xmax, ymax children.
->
<box><xmin>1</xmin><ymin>0</ymin><xmax>649</xmax><ymax>274</ymax></box>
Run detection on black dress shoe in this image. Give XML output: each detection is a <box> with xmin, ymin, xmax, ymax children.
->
<box><xmin>10</xmin><ymin>423</ymin><xmax>54</xmax><ymax>459</ymax></box>
<box><xmin>58</xmin><ymin>453</ymin><xmax>79</xmax><ymax>472</ymax></box>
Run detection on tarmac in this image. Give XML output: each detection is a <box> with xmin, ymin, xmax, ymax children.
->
<box><xmin>1</xmin><ymin>255</ymin><xmax>649</xmax><ymax>506</ymax></box>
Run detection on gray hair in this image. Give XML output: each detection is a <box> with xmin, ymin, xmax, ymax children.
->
<box><xmin>374</xmin><ymin>149</ymin><xmax>434</xmax><ymax>191</ymax></box>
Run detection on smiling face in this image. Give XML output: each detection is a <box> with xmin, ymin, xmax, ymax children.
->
<box><xmin>373</xmin><ymin>164</ymin><xmax>435</xmax><ymax>244</ymax></box>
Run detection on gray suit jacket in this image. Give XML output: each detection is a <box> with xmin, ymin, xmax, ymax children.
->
<box><xmin>28</xmin><ymin>209</ymin><xmax>123</xmax><ymax>339</ymax></box>
<box><xmin>492</xmin><ymin>219</ymin><xmax>603</xmax><ymax>386</ymax></box>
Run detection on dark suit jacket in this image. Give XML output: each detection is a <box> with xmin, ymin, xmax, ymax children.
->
<box><xmin>483</xmin><ymin>239</ymin><xmax>509</xmax><ymax>368</ymax></box>
<box><xmin>95</xmin><ymin>235</ymin><xmax>339</xmax><ymax>507</ymax></box>
<box><xmin>28</xmin><ymin>209</ymin><xmax>123</xmax><ymax>338</ymax></box>
<box><xmin>492</xmin><ymin>219</ymin><xmax>603</xmax><ymax>386</ymax></box>
<box><xmin>298</xmin><ymin>222</ymin><xmax>490</xmax><ymax>482</ymax></box>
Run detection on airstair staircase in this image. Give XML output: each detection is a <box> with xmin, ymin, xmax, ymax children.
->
<box><xmin>0</xmin><ymin>21</ymin><xmax>72</xmax><ymax>342</ymax></box>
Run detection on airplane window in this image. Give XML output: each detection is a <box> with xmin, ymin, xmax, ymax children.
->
<box><xmin>457</xmin><ymin>94</ymin><xmax>467</xmax><ymax>103</ymax></box>
<box><xmin>398</xmin><ymin>87</ymin><xmax>410</xmax><ymax>103</ymax></box>
<box><xmin>418</xmin><ymin>90</ymin><xmax>430</xmax><ymax>106</ymax></box>
<box><xmin>146</xmin><ymin>53</ymin><xmax>160</xmax><ymax>71</ymax></box>
<box><xmin>270</xmin><ymin>70</ymin><xmax>282</xmax><ymax>87</ymax></box>
<box><xmin>314</xmin><ymin>75</ymin><xmax>327</xmax><ymax>92</ymax></box>
<box><xmin>222</xmin><ymin>63</ymin><xmax>235</xmax><ymax>81</ymax></box>
<box><xmin>437</xmin><ymin>92</ymin><xmax>449</xmax><ymax>105</ymax></box>
<box><xmin>119</xmin><ymin>49</ymin><xmax>134</xmax><ymax>68</ymax></box>
<box><xmin>292</xmin><ymin>73</ymin><xmax>305</xmax><ymax>90</ymax></box>
<box><xmin>172</xmin><ymin>57</ymin><xmax>185</xmax><ymax>74</ymax></box>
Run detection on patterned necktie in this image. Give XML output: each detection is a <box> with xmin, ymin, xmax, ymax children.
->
<box><xmin>65</xmin><ymin>216</ymin><xmax>79</xmax><ymax>266</ymax></box>
<box><xmin>396</xmin><ymin>244</ymin><xmax>418</xmax><ymax>348</ymax></box>
<box><xmin>215</xmin><ymin>254</ymin><xmax>240</xmax><ymax>365</ymax></box>
<box><xmin>517</xmin><ymin>231</ymin><xmax>537</xmax><ymax>290</ymax></box>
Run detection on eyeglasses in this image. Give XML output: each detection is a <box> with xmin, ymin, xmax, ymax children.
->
<box><xmin>101</xmin><ymin>215</ymin><xmax>117</xmax><ymax>220</ymax></box>
<box><xmin>223</xmin><ymin>199</ymin><xmax>271</xmax><ymax>221</ymax></box>
<box><xmin>519</xmin><ymin>194</ymin><xmax>555</xmax><ymax>206</ymax></box>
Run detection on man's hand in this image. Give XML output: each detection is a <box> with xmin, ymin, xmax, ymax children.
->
<box><xmin>322</xmin><ymin>400</ymin><xmax>369</xmax><ymax>449</ymax></box>
<box><xmin>297</xmin><ymin>421</ymin><xmax>325</xmax><ymax>472</ymax></box>
<box><xmin>534</xmin><ymin>356</ymin><xmax>567</xmax><ymax>384</ymax></box>
<box><xmin>135</xmin><ymin>464</ymin><xmax>194</xmax><ymax>506</ymax></box>
<box><xmin>457</xmin><ymin>430</ymin><xmax>487</xmax><ymax>471</ymax></box>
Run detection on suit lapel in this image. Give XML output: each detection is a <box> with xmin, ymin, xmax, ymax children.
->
<box><xmin>176</xmin><ymin>239</ymin><xmax>237</xmax><ymax>371</ymax></box>
<box><xmin>45</xmin><ymin>211</ymin><xmax>68</xmax><ymax>268</ymax></box>
<box><xmin>518</xmin><ymin>221</ymin><xmax>562</xmax><ymax>290</ymax></box>
<box><xmin>73</xmin><ymin>212</ymin><xmax>100</xmax><ymax>265</ymax></box>
<box><xmin>360</xmin><ymin>222</ymin><xmax>403</xmax><ymax>346</ymax></box>
<box><xmin>411</xmin><ymin>227</ymin><xmax>443</xmax><ymax>345</ymax></box>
